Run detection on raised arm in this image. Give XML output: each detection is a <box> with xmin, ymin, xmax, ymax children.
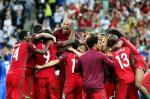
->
<box><xmin>35</xmin><ymin>59</ymin><xmax>60</xmax><ymax>70</ymax></box>
<box><xmin>35</xmin><ymin>33</ymin><xmax>56</xmax><ymax>42</ymax></box>
<box><xmin>55</xmin><ymin>31</ymin><xmax>75</xmax><ymax>48</ymax></box>
<box><xmin>101</xmin><ymin>52</ymin><xmax>114</xmax><ymax>66</ymax></box>
<box><xmin>35</xmin><ymin>52</ymin><xmax>68</xmax><ymax>69</ymax></box>
<box><xmin>28</xmin><ymin>40</ymin><xmax>51</xmax><ymax>54</ymax></box>
<box><xmin>109</xmin><ymin>40</ymin><xmax>123</xmax><ymax>51</ymax></box>
<box><xmin>67</xmin><ymin>47</ymin><xmax>83</xmax><ymax>57</ymax></box>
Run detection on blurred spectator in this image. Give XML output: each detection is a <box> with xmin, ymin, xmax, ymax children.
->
<box><xmin>42</xmin><ymin>18</ymin><xmax>51</xmax><ymax>31</ymax></box>
<box><xmin>53</xmin><ymin>6</ymin><xmax>64</xmax><ymax>26</ymax></box>
<box><xmin>0</xmin><ymin>57</ymin><xmax>6</xmax><ymax>99</ymax></box>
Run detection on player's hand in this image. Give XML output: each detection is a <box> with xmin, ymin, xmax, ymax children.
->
<box><xmin>105</xmin><ymin>52</ymin><xmax>113</xmax><ymax>57</ymax></box>
<box><xmin>35</xmin><ymin>65</ymin><xmax>43</xmax><ymax>70</ymax></box>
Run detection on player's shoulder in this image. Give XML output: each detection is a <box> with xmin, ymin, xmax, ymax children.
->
<box><xmin>53</xmin><ymin>28</ymin><xmax>62</xmax><ymax>35</ymax></box>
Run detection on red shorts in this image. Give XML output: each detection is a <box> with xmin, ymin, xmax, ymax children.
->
<box><xmin>104</xmin><ymin>82</ymin><xmax>116</xmax><ymax>99</ymax></box>
<box><xmin>58</xmin><ymin>70</ymin><xmax>66</xmax><ymax>98</ymax></box>
<box><xmin>6</xmin><ymin>73</ymin><xmax>25</xmax><ymax>99</ymax></box>
<box><xmin>35</xmin><ymin>77</ymin><xmax>59</xmax><ymax>99</ymax></box>
<box><xmin>116</xmin><ymin>83</ymin><xmax>139</xmax><ymax>99</ymax></box>
<box><xmin>23</xmin><ymin>68</ymin><xmax>36</xmax><ymax>99</ymax></box>
<box><xmin>63</xmin><ymin>86</ymin><xmax>82</xmax><ymax>99</ymax></box>
<box><xmin>82</xmin><ymin>89</ymin><xmax>107</xmax><ymax>99</ymax></box>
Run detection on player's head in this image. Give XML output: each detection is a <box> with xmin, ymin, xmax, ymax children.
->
<box><xmin>107</xmin><ymin>29</ymin><xmax>125</xmax><ymax>38</ymax></box>
<box><xmin>86</xmin><ymin>35</ymin><xmax>99</xmax><ymax>48</ymax></box>
<box><xmin>33</xmin><ymin>24</ymin><xmax>42</xmax><ymax>34</ymax></box>
<box><xmin>39</xmin><ymin>29</ymin><xmax>52</xmax><ymax>34</ymax></box>
<box><xmin>98</xmin><ymin>33</ymin><xmax>108</xmax><ymax>51</ymax></box>
<box><xmin>107</xmin><ymin>35</ymin><xmax>119</xmax><ymax>48</ymax></box>
<box><xmin>61</xmin><ymin>19</ymin><xmax>73</xmax><ymax>34</ymax></box>
<box><xmin>18</xmin><ymin>30</ymin><xmax>30</xmax><ymax>41</ymax></box>
<box><xmin>39</xmin><ymin>29</ymin><xmax>54</xmax><ymax>42</ymax></box>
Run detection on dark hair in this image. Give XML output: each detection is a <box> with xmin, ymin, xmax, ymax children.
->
<box><xmin>39</xmin><ymin>29</ymin><xmax>52</xmax><ymax>34</ymax></box>
<box><xmin>72</xmin><ymin>40</ymin><xmax>81</xmax><ymax>49</ymax></box>
<box><xmin>18</xmin><ymin>30</ymin><xmax>29</xmax><ymax>40</ymax></box>
<box><xmin>107</xmin><ymin>35</ymin><xmax>119</xmax><ymax>47</ymax></box>
<box><xmin>86</xmin><ymin>35</ymin><xmax>98</xmax><ymax>48</ymax></box>
<box><xmin>107</xmin><ymin>29</ymin><xmax>125</xmax><ymax>38</ymax></box>
<box><xmin>33</xmin><ymin>24</ymin><xmax>42</xmax><ymax>34</ymax></box>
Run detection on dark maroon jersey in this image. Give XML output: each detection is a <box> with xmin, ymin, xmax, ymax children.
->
<box><xmin>53</xmin><ymin>28</ymin><xmax>70</xmax><ymax>41</ymax></box>
<box><xmin>75</xmin><ymin>48</ymin><xmax>114</xmax><ymax>91</ymax></box>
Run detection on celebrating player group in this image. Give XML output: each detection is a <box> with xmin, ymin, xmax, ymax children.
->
<box><xmin>6</xmin><ymin>19</ymin><xmax>150</xmax><ymax>99</ymax></box>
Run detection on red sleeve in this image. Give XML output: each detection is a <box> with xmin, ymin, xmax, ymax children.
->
<box><xmin>27</xmin><ymin>42</ymin><xmax>37</xmax><ymax>52</ymax></box>
<box><xmin>101</xmin><ymin>52</ymin><xmax>114</xmax><ymax>67</ymax></box>
<box><xmin>120</xmin><ymin>37</ymin><xmax>144</xmax><ymax>61</ymax></box>
<box><xmin>58</xmin><ymin>52</ymin><xmax>68</xmax><ymax>62</ymax></box>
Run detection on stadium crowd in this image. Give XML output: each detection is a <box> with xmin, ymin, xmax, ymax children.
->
<box><xmin>0</xmin><ymin>0</ymin><xmax>150</xmax><ymax>99</ymax></box>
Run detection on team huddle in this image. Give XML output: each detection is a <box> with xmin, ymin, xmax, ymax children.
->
<box><xmin>6</xmin><ymin>19</ymin><xmax>150</xmax><ymax>99</ymax></box>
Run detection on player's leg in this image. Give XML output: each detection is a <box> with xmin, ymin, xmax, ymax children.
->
<box><xmin>63</xmin><ymin>86</ymin><xmax>74</xmax><ymax>99</ymax></box>
<box><xmin>82</xmin><ymin>90</ymin><xmax>91</xmax><ymax>99</ymax></box>
<box><xmin>36</xmin><ymin>78</ymin><xmax>47</xmax><ymax>99</ymax></box>
<box><xmin>74</xmin><ymin>76</ymin><xmax>82</xmax><ymax>99</ymax></box>
<box><xmin>48</xmin><ymin>77</ymin><xmax>59</xmax><ymax>99</ymax></box>
<box><xmin>74</xmin><ymin>86</ymin><xmax>82</xmax><ymax>99</ymax></box>
<box><xmin>104</xmin><ymin>82</ymin><xmax>116</xmax><ymax>99</ymax></box>
<box><xmin>58</xmin><ymin>72</ymin><xmax>65</xmax><ymax>99</ymax></box>
<box><xmin>92</xmin><ymin>90</ymin><xmax>107</xmax><ymax>99</ymax></box>
<box><xmin>13</xmin><ymin>77</ymin><xmax>24</xmax><ymax>99</ymax></box>
<box><xmin>135</xmin><ymin>68</ymin><xmax>150</xmax><ymax>99</ymax></box>
<box><xmin>116</xmin><ymin>84</ymin><xmax>129</xmax><ymax>99</ymax></box>
<box><xmin>127</xmin><ymin>83</ymin><xmax>139</xmax><ymax>99</ymax></box>
<box><xmin>6</xmin><ymin>74</ymin><xmax>12</xmax><ymax>99</ymax></box>
<box><xmin>23</xmin><ymin>69</ymin><xmax>35</xmax><ymax>99</ymax></box>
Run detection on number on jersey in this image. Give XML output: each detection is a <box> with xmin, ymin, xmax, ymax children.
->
<box><xmin>115</xmin><ymin>53</ymin><xmax>130</xmax><ymax>69</ymax></box>
<box><xmin>12</xmin><ymin>47</ymin><xmax>20</xmax><ymax>61</ymax></box>
<box><xmin>71</xmin><ymin>58</ymin><xmax>76</xmax><ymax>73</ymax></box>
<box><xmin>43</xmin><ymin>51</ymin><xmax>50</xmax><ymax>63</ymax></box>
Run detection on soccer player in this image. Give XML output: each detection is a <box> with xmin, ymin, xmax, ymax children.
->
<box><xmin>108</xmin><ymin>29</ymin><xmax>150</xmax><ymax>98</ymax></box>
<box><xmin>24</xmin><ymin>25</ymin><xmax>55</xmax><ymax>99</ymax></box>
<box><xmin>35</xmin><ymin>42</ymin><xmax>82</xmax><ymax>99</ymax></box>
<box><xmin>53</xmin><ymin>19</ymin><xmax>75</xmax><ymax>98</ymax></box>
<box><xmin>34</xmin><ymin>29</ymin><xmax>59</xmax><ymax>99</ymax></box>
<box><xmin>6</xmin><ymin>30</ymin><xmax>51</xmax><ymax>99</ymax></box>
<box><xmin>75</xmin><ymin>35</ymin><xmax>114</xmax><ymax>99</ymax></box>
<box><xmin>106</xmin><ymin>35</ymin><xmax>139</xmax><ymax>99</ymax></box>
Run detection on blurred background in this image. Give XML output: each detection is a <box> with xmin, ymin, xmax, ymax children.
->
<box><xmin>0</xmin><ymin>0</ymin><xmax>150</xmax><ymax>99</ymax></box>
<box><xmin>0</xmin><ymin>0</ymin><xmax>150</xmax><ymax>80</ymax></box>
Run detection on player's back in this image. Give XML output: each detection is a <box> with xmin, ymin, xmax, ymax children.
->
<box><xmin>35</xmin><ymin>42</ymin><xmax>56</xmax><ymax>78</ymax></box>
<box><xmin>66</xmin><ymin>52</ymin><xmax>81</xmax><ymax>77</ymax></box>
<box><xmin>64</xmin><ymin>51</ymin><xmax>82</xmax><ymax>86</ymax></box>
<box><xmin>112</xmin><ymin>47</ymin><xmax>134</xmax><ymax>84</ymax></box>
<box><xmin>9</xmin><ymin>41</ymin><xmax>29</xmax><ymax>75</ymax></box>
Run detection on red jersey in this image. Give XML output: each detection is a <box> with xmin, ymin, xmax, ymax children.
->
<box><xmin>120</xmin><ymin>37</ymin><xmax>144</xmax><ymax>62</ymax></box>
<box><xmin>142</xmin><ymin>72</ymin><xmax>150</xmax><ymax>94</ymax></box>
<box><xmin>53</xmin><ymin>28</ymin><xmax>70</xmax><ymax>41</ymax></box>
<box><xmin>8</xmin><ymin>41</ymin><xmax>36</xmax><ymax>76</ymax></box>
<box><xmin>112</xmin><ymin>47</ymin><xmax>135</xmax><ymax>84</ymax></box>
<box><xmin>35</xmin><ymin>42</ymin><xmax>57</xmax><ymax>78</ymax></box>
<box><xmin>59</xmin><ymin>51</ymin><xmax>82</xmax><ymax>86</ymax></box>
